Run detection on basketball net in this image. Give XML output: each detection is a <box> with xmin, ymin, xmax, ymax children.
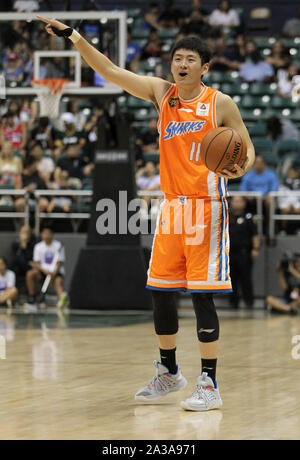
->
<box><xmin>31</xmin><ymin>78</ymin><xmax>69</xmax><ymax>118</ymax></box>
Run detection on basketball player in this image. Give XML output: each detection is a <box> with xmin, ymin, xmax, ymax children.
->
<box><xmin>38</xmin><ymin>16</ymin><xmax>255</xmax><ymax>411</ymax></box>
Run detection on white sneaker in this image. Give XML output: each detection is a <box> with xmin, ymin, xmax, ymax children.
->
<box><xmin>181</xmin><ymin>372</ymin><xmax>222</xmax><ymax>411</ymax></box>
<box><xmin>135</xmin><ymin>361</ymin><xmax>187</xmax><ymax>401</ymax></box>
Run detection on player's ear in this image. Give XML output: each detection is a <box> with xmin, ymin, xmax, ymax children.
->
<box><xmin>201</xmin><ymin>62</ymin><xmax>210</xmax><ymax>77</ymax></box>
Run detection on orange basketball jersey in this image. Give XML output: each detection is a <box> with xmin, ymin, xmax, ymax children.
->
<box><xmin>158</xmin><ymin>82</ymin><xmax>228</xmax><ymax>198</ymax></box>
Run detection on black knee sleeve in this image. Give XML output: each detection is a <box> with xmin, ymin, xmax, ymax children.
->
<box><xmin>192</xmin><ymin>293</ymin><xmax>219</xmax><ymax>342</ymax></box>
<box><xmin>152</xmin><ymin>291</ymin><xmax>178</xmax><ymax>335</ymax></box>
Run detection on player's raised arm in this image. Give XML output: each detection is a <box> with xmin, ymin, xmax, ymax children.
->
<box><xmin>37</xmin><ymin>16</ymin><xmax>170</xmax><ymax>108</ymax></box>
<box><xmin>216</xmin><ymin>92</ymin><xmax>255</xmax><ymax>178</ymax></box>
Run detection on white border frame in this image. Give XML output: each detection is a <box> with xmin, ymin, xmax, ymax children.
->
<box><xmin>34</xmin><ymin>50</ymin><xmax>81</xmax><ymax>88</ymax></box>
<box><xmin>1</xmin><ymin>11</ymin><xmax>127</xmax><ymax>95</ymax></box>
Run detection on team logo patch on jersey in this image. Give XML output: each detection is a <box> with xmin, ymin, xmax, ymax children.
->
<box><xmin>168</xmin><ymin>97</ymin><xmax>179</xmax><ymax>108</ymax></box>
<box><xmin>196</xmin><ymin>102</ymin><xmax>210</xmax><ymax>116</ymax></box>
<box><xmin>163</xmin><ymin>120</ymin><xmax>206</xmax><ymax>140</ymax></box>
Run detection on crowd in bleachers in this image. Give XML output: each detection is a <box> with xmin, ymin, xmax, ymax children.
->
<box><xmin>0</xmin><ymin>1</ymin><xmax>300</xmax><ymax>234</ymax></box>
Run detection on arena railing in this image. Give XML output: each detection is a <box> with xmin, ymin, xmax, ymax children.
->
<box><xmin>269</xmin><ymin>191</ymin><xmax>300</xmax><ymax>240</ymax></box>
<box><xmin>0</xmin><ymin>189</ymin><xmax>30</xmax><ymax>228</ymax></box>
<box><xmin>0</xmin><ymin>189</ymin><xmax>264</xmax><ymax>237</ymax></box>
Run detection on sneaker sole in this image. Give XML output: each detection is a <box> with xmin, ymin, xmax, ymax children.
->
<box><xmin>180</xmin><ymin>400</ymin><xmax>222</xmax><ymax>411</ymax></box>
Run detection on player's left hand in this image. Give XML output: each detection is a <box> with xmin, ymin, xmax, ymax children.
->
<box><xmin>217</xmin><ymin>158</ymin><xmax>250</xmax><ymax>179</ymax></box>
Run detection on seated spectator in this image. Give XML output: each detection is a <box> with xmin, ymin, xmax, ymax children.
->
<box><xmin>141</xmin><ymin>30</ymin><xmax>163</xmax><ymax>60</ymax></box>
<box><xmin>210</xmin><ymin>37</ymin><xmax>244</xmax><ymax>72</ymax></box>
<box><xmin>266</xmin><ymin>115</ymin><xmax>299</xmax><ymax>154</ymax></box>
<box><xmin>277</xmin><ymin>164</ymin><xmax>300</xmax><ymax>234</ymax></box>
<box><xmin>137</xmin><ymin>118</ymin><xmax>159</xmax><ymax>156</ymax></box>
<box><xmin>0</xmin><ymin>111</ymin><xmax>27</xmax><ymax>154</ymax></box>
<box><xmin>277</xmin><ymin>64</ymin><xmax>299</xmax><ymax>98</ymax></box>
<box><xmin>11</xmin><ymin>225</ymin><xmax>36</xmax><ymax>289</ymax></box>
<box><xmin>13</xmin><ymin>0</ymin><xmax>40</xmax><ymax>12</ymax></box>
<box><xmin>47</xmin><ymin>170</ymin><xmax>73</xmax><ymax>213</ymax></box>
<box><xmin>180</xmin><ymin>0</ymin><xmax>211</xmax><ymax>38</ymax></box>
<box><xmin>55</xmin><ymin>144</ymin><xmax>92</xmax><ymax>187</ymax></box>
<box><xmin>60</xmin><ymin>99</ymin><xmax>88</xmax><ymax>132</ymax></box>
<box><xmin>155</xmin><ymin>47</ymin><xmax>172</xmax><ymax>81</ymax></box>
<box><xmin>2</xmin><ymin>52</ymin><xmax>25</xmax><ymax>86</ymax></box>
<box><xmin>159</xmin><ymin>0</ymin><xmax>184</xmax><ymax>29</ymax></box>
<box><xmin>244</xmin><ymin>39</ymin><xmax>258</xmax><ymax>61</ymax></box>
<box><xmin>53</xmin><ymin>112</ymin><xmax>87</xmax><ymax>160</ymax></box>
<box><xmin>29</xmin><ymin>141</ymin><xmax>55</xmax><ymax>187</ymax></box>
<box><xmin>136</xmin><ymin>161</ymin><xmax>161</xmax><ymax>218</ymax></box>
<box><xmin>239</xmin><ymin>50</ymin><xmax>274</xmax><ymax>83</ymax></box>
<box><xmin>265</xmin><ymin>40</ymin><xmax>290</xmax><ymax>73</ymax></box>
<box><xmin>240</xmin><ymin>155</ymin><xmax>279</xmax><ymax>199</ymax></box>
<box><xmin>30</xmin><ymin>117</ymin><xmax>54</xmax><ymax>151</ymax></box>
<box><xmin>266</xmin><ymin>253</ymin><xmax>300</xmax><ymax>315</ymax></box>
<box><xmin>0</xmin><ymin>141</ymin><xmax>22</xmax><ymax>189</ymax></box>
<box><xmin>15</xmin><ymin>155</ymin><xmax>48</xmax><ymax>213</ymax></box>
<box><xmin>7</xmin><ymin>100</ymin><xmax>29</xmax><ymax>125</ymax></box>
<box><xmin>0</xmin><ymin>257</ymin><xmax>18</xmax><ymax>309</ymax></box>
<box><xmin>209</xmin><ymin>0</ymin><xmax>240</xmax><ymax>30</ymax></box>
<box><xmin>144</xmin><ymin>2</ymin><xmax>161</xmax><ymax>30</ymax></box>
<box><xmin>282</xmin><ymin>7</ymin><xmax>300</xmax><ymax>37</ymax></box>
<box><xmin>126</xmin><ymin>29</ymin><xmax>142</xmax><ymax>73</ymax></box>
<box><xmin>26</xmin><ymin>225</ymin><xmax>68</xmax><ymax>309</ymax></box>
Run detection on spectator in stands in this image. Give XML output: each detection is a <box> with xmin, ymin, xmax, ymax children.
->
<box><xmin>141</xmin><ymin>30</ymin><xmax>163</xmax><ymax>60</ymax></box>
<box><xmin>244</xmin><ymin>39</ymin><xmax>257</xmax><ymax>61</ymax></box>
<box><xmin>277</xmin><ymin>163</ymin><xmax>300</xmax><ymax>234</ymax></box>
<box><xmin>30</xmin><ymin>117</ymin><xmax>53</xmax><ymax>151</ymax></box>
<box><xmin>15</xmin><ymin>154</ymin><xmax>48</xmax><ymax>213</ymax></box>
<box><xmin>136</xmin><ymin>118</ymin><xmax>159</xmax><ymax>156</ymax></box>
<box><xmin>0</xmin><ymin>141</ymin><xmax>22</xmax><ymax>189</ymax></box>
<box><xmin>277</xmin><ymin>64</ymin><xmax>299</xmax><ymax>98</ymax></box>
<box><xmin>7</xmin><ymin>100</ymin><xmax>29</xmax><ymax>125</ymax></box>
<box><xmin>240</xmin><ymin>155</ymin><xmax>279</xmax><ymax>199</ymax></box>
<box><xmin>13</xmin><ymin>0</ymin><xmax>40</xmax><ymax>12</ymax></box>
<box><xmin>266</xmin><ymin>115</ymin><xmax>299</xmax><ymax>155</ymax></box>
<box><xmin>26</xmin><ymin>224</ymin><xmax>68</xmax><ymax>309</ymax></box>
<box><xmin>180</xmin><ymin>0</ymin><xmax>211</xmax><ymax>38</ymax></box>
<box><xmin>239</xmin><ymin>50</ymin><xmax>274</xmax><ymax>83</ymax></box>
<box><xmin>266</xmin><ymin>253</ymin><xmax>300</xmax><ymax>315</ymax></box>
<box><xmin>0</xmin><ymin>111</ymin><xmax>27</xmax><ymax>154</ymax></box>
<box><xmin>2</xmin><ymin>52</ymin><xmax>25</xmax><ymax>86</ymax></box>
<box><xmin>144</xmin><ymin>2</ymin><xmax>161</xmax><ymax>30</ymax></box>
<box><xmin>55</xmin><ymin>144</ymin><xmax>92</xmax><ymax>187</ymax></box>
<box><xmin>136</xmin><ymin>161</ymin><xmax>160</xmax><ymax>218</ymax></box>
<box><xmin>210</xmin><ymin>37</ymin><xmax>244</xmax><ymax>72</ymax></box>
<box><xmin>53</xmin><ymin>112</ymin><xmax>87</xmax><ymax>160</ymax></box>
<box><xmin>11</xmin><ymin>225</ymin><xmax>36</xmax><ymax>290</ymax></box>
<box><xmin>209</xmin><ymin>0</ymin><xmax>240</xmax><ymax>30</ymax></box>
<box><xmin>159</xmin><ymin>0</ymin><xmax>184</xmax><ymax>29</ymax></box>
<box><xmin>0</xmin><ymin>257</ymin><xmax>18</xmax><ymax>309</ymax></box>
<box><xmin>282</xmin><ymin>7</ymin><xmax>300</xmax><ymax>38</ymax></box>
<box><xmin>47</xmin><ymin>170</ymin><xmax>73</xmax><ymax>213</ymax></box>
<box><xmin>126</xmin><ymin>29</ymin><xmax>142</xmax><ymax>73</ymax></box>
<box><xmin>265</xmin><ymin>40</ymin><xmax>290</xmax><ymax>73</ymax></box>
<box><xmin>155</xmin><ymin>46</ymin><xmax>172</xmax><ymax>81</ymax></box>
<box><xmin>229</xmin><ymin>195</ymin><xmax>260</xmax><ymax>309</ymax></box>
<box><xmin>62</xmin><ymin>99</ymin><xmax>88</xmax><ymax>132</ymax></box>
<box><xmin>29</xmin><ymin>141</ymin><xmax>55</xmax><ymax>187</ymax></box>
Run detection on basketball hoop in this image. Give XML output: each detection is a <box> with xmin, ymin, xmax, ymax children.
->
<box><xmin>31</xmin><ymin>78</ymin><xmax>69</xmax><ymax>119</ymax></box>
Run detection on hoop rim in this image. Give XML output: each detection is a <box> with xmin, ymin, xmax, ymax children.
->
<box><xmin>31</xmin><ymin>78</ymin><xmax>69</xmax><ymax>94</ymax></box>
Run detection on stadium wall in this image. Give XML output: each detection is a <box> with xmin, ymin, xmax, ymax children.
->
<box><xmin>0</xmin><ymin>232</ymin><xmax>293</xmax><ymax>301</ymax></box>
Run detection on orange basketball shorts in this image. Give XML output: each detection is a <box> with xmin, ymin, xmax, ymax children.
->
<box><xmin>146</xmin><ymin>194</ymin><xmax>232</xmax><ymax>293</ymax></box>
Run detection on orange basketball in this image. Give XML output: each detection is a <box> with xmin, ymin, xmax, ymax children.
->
<box><xmin>200</xmin><ymin>127</ymin><xmax>247</xmax><ymax>174</ymax></box>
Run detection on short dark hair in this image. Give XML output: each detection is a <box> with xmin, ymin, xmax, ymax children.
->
<box><xmin>23</xmin><ymin>154</ymin><xmax>37</xmax><ymax>169</ymax></box>
<box><xmin>171</xmin><ymin>36</ymin><xmax>212</xmax><ymax>64</ymax></box>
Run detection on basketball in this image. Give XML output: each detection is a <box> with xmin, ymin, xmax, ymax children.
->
<box><xmin>200</xmin><ymin>127</ymin><xmax>247</xmax><ymax>173</ymax></box>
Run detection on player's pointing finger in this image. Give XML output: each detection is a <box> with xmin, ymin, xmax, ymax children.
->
<box><xmin>36</xmin><ymin>15</ymin><xmax>52</xmax><ymax>24</ymax></box>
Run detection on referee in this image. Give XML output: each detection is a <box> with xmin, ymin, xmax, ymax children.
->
<box><xmin>229</xmin><ymin>195</ymin><xmax>260</xmax><ymax>309</ymax></box>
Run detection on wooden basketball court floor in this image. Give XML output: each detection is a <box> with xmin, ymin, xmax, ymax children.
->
<box><xmin>0</xmin><ymin>307</ymin><xmax>299</xmax><ymax>440</ymax></box>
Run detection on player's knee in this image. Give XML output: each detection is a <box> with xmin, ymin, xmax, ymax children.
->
<box><xmin>192</xmin><ymin>293</ymin><xmax>219</xmax><ymax>343</ymax></box>
<box><xmin>152</xmin><ymin>290</ymin><xmax>178</xmax><ymax>335</ymax></box>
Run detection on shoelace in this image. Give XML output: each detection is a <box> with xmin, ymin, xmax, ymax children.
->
<box><xmin>193</xmin><ymin>383</ymin><xmax>217</xmax><ymax>402</ymax></box>
<box><xmin>148</xmin><ymin>373</ymin><xmax>176</xmax><ymax>393</ymax></box>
